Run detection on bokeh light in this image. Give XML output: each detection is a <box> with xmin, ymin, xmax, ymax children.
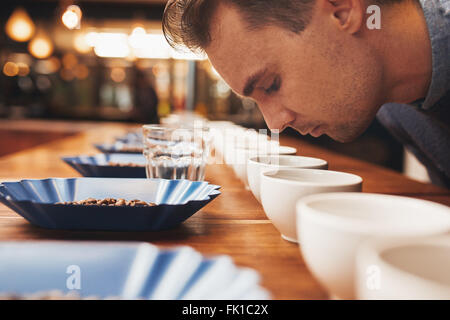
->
<box><xmin>74</xmin><ymin>64</ymin><xmax>89</xmax><ymax>80</ymax></box>
<box><xmin>62</xmin><ymin>5</ymin><xmax>82</xmax><ymax>30</ymax></box>
<box><xmin>28</xmin><ymin>34</ymin><xmax>54</xmax><ymax>59</ymax></box>
<box><xmin>34</xmin><ymin>57</ymin><xmax>60</xmax><ymax>74</ymax></box>
<box><xmin>73</xmin><ymin>34</ymin><xmax>91</xmax><ymax>54</ymax></box>
<box><xmin>62</xmin><ymin>53</ymin><xmax>78</xmax><ymax>69</ymax></box>
<box><xmin>5</xmin><ymin>8</ymin><xmax>35</xmax><ymax>42</ymax></box>
<box><xmin>3</xmin><ymin>62</ymin><xmax>19</xmax><ymax>77</ymax></box>
<box><xmin>110</xmin><ymin>68</ymin><xmax>126</xmax><ymax>83</ymax></box>
<box><xmin>17</xmin><ymin>62</ymin><xmax>30</xmax><ymax>76</ymax></box>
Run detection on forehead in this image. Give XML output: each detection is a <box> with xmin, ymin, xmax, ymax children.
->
<box><xmin>205</xmin><ymin>3</ymin><xmax>282</xmax><ymax>92</ymax></box>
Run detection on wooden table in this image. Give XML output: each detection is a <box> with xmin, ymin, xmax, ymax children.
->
<box><xmin>0</xmin><ymin>120</ymin><xmax>449</xmax><ymax>299</ymax></box>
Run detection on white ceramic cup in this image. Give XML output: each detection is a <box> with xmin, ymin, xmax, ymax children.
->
<box><xmin>261</xmin><ymin>169</ymin><xmax>362</xmax><ymax>243</ymax></box>
<box><xmin>248</xmin><ymin>155</ymin><xmax>328</xmax><ymax>203</ymax></box>
<box><xmin>211</xmin><ymin>126</ymin><xmax>245</xmax><ymax>157</ymax></box>
<box><xmin>356</xmin><ymin>235</ymin><xmax>450</xmax><ymax>300</ymax></box>
<box><xmin>296</xmin><ymin>192</ymin><xmax>450</xmax><ymax>300</ymax></box>
<box><xmin>219</xmin><ymin>130</ymin><xmax>274</xmax><ymax>163</ymax></box>
<box><xmin>232</xmin><ymin>146</ymin><xmax>297</xmax><ymax>189</ymax></box>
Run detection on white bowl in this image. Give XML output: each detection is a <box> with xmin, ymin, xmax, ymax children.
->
<box><xmin>356</xmin><ymin>235</ymin><xmax>450</xmax><ymax>299</ymax></box>
<box><xmin>261</xmin><ymin>169</ymin><xmax>362</xmax><ymax>242</ymax></box>
<box><xmin>248</xmin><ymin>155</ymin><xmax>328</xmax><ymax>203</ymax></box>
<box><xmin>223</xmin><ymin>138</ymin><xmax>279</xmax><ymax>165</ymax></box>
<box><xmin>296</xmin><ymin>192</ymin><xmax>450</xmax><ymax>299</ymax></box>
<box><xmin>232</xmin><ymin>146</ymin><xmax>297</xmax><ymax>189</ymax></box>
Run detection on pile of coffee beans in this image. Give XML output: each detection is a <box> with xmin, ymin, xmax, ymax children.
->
<box><xmin>107</xmin><ymin>162</ymin><xmax>145</xmax><ymax>167</ymax></box>
<box><xmin>56</xmin><ymin>198</ymin><xmax>157</xmax><ymax>207</ymax></box>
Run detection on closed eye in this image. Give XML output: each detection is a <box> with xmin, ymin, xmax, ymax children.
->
<box><xmin>264</xmin><ymin>76</ymin><xmax>281</xmax><ymax>94</ymax></box>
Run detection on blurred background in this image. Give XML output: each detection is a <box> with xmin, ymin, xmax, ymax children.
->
<box><xmin>0</xmin><ymin>0</ymin><xmax>428</xmax><ymax>182</ymax></box>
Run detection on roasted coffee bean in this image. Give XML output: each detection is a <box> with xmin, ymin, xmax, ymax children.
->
<box><xmin>116</xmin><ymin>199</ymin><xmax>126</xmax><ymax>206</ymax></box>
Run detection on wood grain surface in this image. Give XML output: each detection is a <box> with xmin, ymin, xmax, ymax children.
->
<box><xmin>0</xmin><ymin>120</ymin><xmax>448</xmax><ymax>300</ymax></box>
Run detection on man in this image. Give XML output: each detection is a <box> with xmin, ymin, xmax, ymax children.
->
<box><xmin>162</xmin><ymin>0</ymin><xmax>449</xmax><ymax>187</ymax></box>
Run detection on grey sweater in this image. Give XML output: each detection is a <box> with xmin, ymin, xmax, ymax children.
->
<box><xmin>377</xmin><ymin>0</ymin><xmax>450</xmax><ymax>187</ymax></box>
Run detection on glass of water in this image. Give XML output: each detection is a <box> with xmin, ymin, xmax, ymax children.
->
<box><xmin>142</xmin><ymin>124</ymin><xmax>211</xmax><ymax>181</ymax></box>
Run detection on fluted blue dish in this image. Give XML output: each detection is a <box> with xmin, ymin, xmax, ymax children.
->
<box><xmin>115</xmin><ymin>131</ymin><xmax>143</xmax><ymax>144</ymax></box>
<box><xmin>94</xmin><ymin>142</ymin><xmax>143</xmax><ymax>154</ymax></box>
<box><xmin>62</xmin><ymin>154</ymin><xmax>147</xmax><ymax>178</ymax></box>
<box><xmin>0</xmin><ymin>178</ymin><xmax>220</xmax><ymax>231</ymax></box>
<box><xmin>0</xmin><ymin>241</ymin><xmax>270</xmax><ymax>299</ymax></box>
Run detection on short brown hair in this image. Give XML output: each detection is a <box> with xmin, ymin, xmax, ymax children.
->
<box><xmin>162</xmin><ymin>0</ymin><xmax>315</xmax><ymax>53</ymax></box>
<box><xmin>162</xmin><ymin>0</ymin><xmax>407</xmax><ymax>53</ymax></box>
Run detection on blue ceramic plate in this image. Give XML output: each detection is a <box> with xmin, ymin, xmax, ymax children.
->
<box><xmin>94</xmin><ymin>142</ymin><xmax>143</xmax><ymax>154</ymax></box>
<box><xmin>63</xmin><ymin>154</ymin><xmax>147</xmax><ymax>178</ymax></box>
<box><xmin>115</xmin><ymin>131</ymin><xmax>143</xmax><ymax>144</ymax></box>
<box><xmin>0</xmin><ymin>241</ymin><xmax>270</xmax><ymax>299</ymax></box>
<box><xmin>0</xmin><ymin>178</ymin><xmax>220</xmax><ymax>231</ymax></box>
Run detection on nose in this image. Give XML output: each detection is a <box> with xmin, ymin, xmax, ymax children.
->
<box><xmin>258</xmin><ymin>103</ymin><xmax>296</xmax><ymax>132</ymax></box>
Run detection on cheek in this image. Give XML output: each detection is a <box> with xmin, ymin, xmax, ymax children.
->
<box><xmin>281</xmin><ymin>57</ymin><xmax>342</xmax><ymax>118</ymax></box>
<box><xmin>282</xmin><ymin>41</ymin><xmax>381</xmax><ymax>122</ymax></box>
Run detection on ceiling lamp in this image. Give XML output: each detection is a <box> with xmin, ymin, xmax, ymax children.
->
<box><xmin>62</xmin><ymin>5</ymin><xmax>82</xmax><ymax>30</ymax></box>
<box><xmin>28</xmin><ymin>32</ymin><xmax>54</xmax><ymax>59</ymax></box>
<box><xmin>5</xmin><ymin>7</ymin><xmax>35</xmax><ymax>42</ymax></box>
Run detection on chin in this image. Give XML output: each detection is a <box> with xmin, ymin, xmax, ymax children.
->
<box><xmin>327</xmin><ymin>127</ymin><xmax>363</xmax><ymax>143</ymax></box>
<box><xmin>333</xmin><ymin>135</ymin><xmax>357</xmax><ymax>143</ymax></box>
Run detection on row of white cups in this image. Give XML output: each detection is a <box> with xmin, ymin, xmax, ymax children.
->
<box><xmin>208</xmin><ymin>120</ymin><xmax>450</xmax><ymax>300</ymax></box>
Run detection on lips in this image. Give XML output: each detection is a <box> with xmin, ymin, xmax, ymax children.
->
<box><xmin>281</xmin><ymin>119</ymin><xmax>296</xmax><ymax>132</ymax></box>
<box><xmin>294</xmin><ymin>125</ymin><xmax>317</xmax><ymax>136</ymax></box>
<box><xmin>310</xmin><ymin>125</ymin><xmax>324</xmax><ymax>137</ymax></box>
<box><xmin>288</xmin><ymin>121</ymin><xmax>325</xmax><ymax>137</ymax></box>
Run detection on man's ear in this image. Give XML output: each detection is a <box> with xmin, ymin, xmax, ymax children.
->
<box><xmin>325</xmin><ymin>0</ymin><xmax>365</xmax><ymax>34</ymax></box>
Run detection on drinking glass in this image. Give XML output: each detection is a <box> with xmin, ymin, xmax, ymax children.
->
<box><xmin>142</xmin><ymin>124</ymin><xmax>211</xmax><ymax>181</ymax></box>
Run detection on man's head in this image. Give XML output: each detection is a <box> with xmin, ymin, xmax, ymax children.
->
<box><xmin>163</xmin><ymin>0</ymin><xmax>404</xmax><ymax>142</ymax></box>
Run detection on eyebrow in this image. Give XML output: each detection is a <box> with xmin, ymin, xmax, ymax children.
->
<box><xmin>242</xmin><ymin>68</ymin><xmax>267</xmax><ymax>97</ymax></box>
